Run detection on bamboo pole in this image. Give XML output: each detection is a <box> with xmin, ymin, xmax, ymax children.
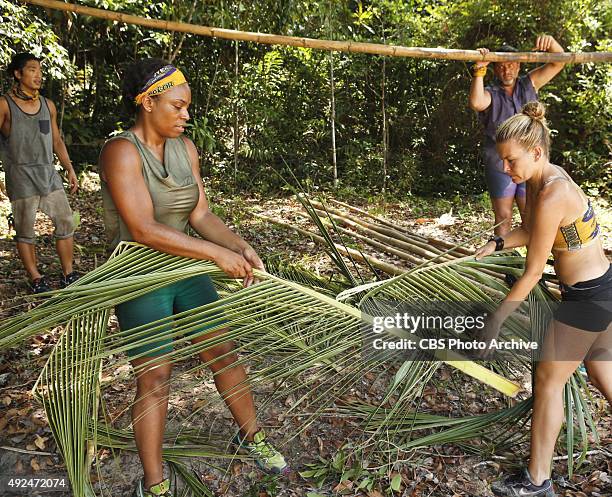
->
<box><xmin>328</xmin><ymin>199</ymin><xmax>473</xmax><ymax>255</ymax></box>
<box><xmin>257</xmin><ymin>212</ymin><xmax>536</xmax><ymax>316</ymax></box>
<box><xmin>325</xmin><ymin>199</ymin><xmax>437</xmax><ymax>246</ymax></box>
<box><xmin>325</xmin><ymin>209</ymin><xmax>458</xmax><ymax>258</ymax></box>
<box><xmin>254</xmin><ymin>213</ymin><xmax>405</xmax><ymax>276</ymax></box>
<box><xmin>22</xmin><ymin>0</ymin><xmax>612</xmax><ymax>63</ymax></box>
<box><xmin>313</xmin><ymin>207</ymin><xmax>449</xmax><ymax>261</ymax></box>
<box><xmin>260</xmin><ymin>213</ymin><xmax>511</xmax><ymax>299</ymax></box>
<box><xmin>311</xmin><ymin>209</ymin><xmax>513</xmax><ymax>286</ymax></box>
<box><xmin>310</xmin><ymin>200</ymin><xmax>469</xmax><ymax>259</ymax></box>
<box><xmin>323</xmin><ymin>213</ymin><xmax>513</xmax><ymax>282</ymax></box>
<box><xmin>426</xmin><ymin>236</ymin><xmax>474</xmax><ymax>256</ymax></box>
<box><xmin>332</xmin><ymin>224</ymin><xmax>431</xmax><ymax>265</ymax></box>
<box><xmin>308</xmin><ymin>202</ymin><xmax>524</xmax><ymax>285</ymax></box>
<box><xmin>304</xmin><ymin>204</ymin><xmax>527</xmax><ymax>292</ymax></box>
<box><xmin>312</xmin><ymin>200</ymin><xmax>424</xmax><ymax>241</ymax></box>
<box><xmin>267</xmin><ymin>214</ymin><xmax>511</xmax><ymax>308</ymax></box>
<box><xmin>330</xmin><ymin>199</ymin><xmax>402</xmax><ymax>231</ymax></box>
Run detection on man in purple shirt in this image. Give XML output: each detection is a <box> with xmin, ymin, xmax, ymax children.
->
<box><xmin>468</xmin><ymin>35</ymin><xmax>566</xmax><ymax>237</ymax></box>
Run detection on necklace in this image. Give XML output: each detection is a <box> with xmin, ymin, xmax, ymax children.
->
<box><xmin>13</xmin><ymin>85</ymin><xmax>39</xmax><ymax>101</ymax></box>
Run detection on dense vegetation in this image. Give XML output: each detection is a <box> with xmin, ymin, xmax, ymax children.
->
<box><xmin>1</xmin><ymin>0</ymin><xmax>610</xmax><ymax>197</ymax></box>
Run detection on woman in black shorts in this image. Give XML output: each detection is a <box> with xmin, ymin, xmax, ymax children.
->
<box><xmin>474</xmin><ymin>101</ymin><xmax>611</xmax><ymax>497</ymax></box>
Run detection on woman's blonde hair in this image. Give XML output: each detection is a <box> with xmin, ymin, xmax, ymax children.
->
<box><xmin>495</xmin><ymin>101</ymin><xmax>551</xmax><ymax>157</ymax></box>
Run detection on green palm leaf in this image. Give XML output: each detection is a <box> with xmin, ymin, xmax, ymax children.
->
<box><xmin>0</xmin><ymin>242</ymin><xmax>597</xmax><ymax>494</ymax></box>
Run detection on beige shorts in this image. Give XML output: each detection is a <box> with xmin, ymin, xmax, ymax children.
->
<box><xmin>11</xmin><ymin>188</ymin><xmax>74</xmax><ymax>244</ymax></box>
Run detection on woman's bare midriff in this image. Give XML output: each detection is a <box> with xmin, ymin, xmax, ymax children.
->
<box><xmin>553</xmin><ymin>241</ymin><xmax>610</xmax><ymax>286</ymax></box>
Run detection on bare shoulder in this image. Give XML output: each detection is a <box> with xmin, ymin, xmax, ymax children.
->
<box><xmin>99</xmin><ymin>137</ymin><xmax>142</xmax><ymax>173</ymax></box>
<box><xmin>0</xmin><ymin>95</ymin><xmax>8</xmax><ymax>114</ymax></box>
<box><xmin>536</xmin><ymin>177</ymin><xmax>576</xmax><ymax>217</ymax></box>
<box><xmin>539</xmin><ymin>176</ymin><xmax>572</xmax><ymax>198</ymax></box>
<box><xmin>45</xmin><ymin>98</ymin><xmax>57</xmax><ymax>114</ymax></box>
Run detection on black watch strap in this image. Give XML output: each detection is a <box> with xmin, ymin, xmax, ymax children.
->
<box><xmin>488</xmin><ymin>236</ymin><xmax>505</xmax><ymax>251</ymax></box>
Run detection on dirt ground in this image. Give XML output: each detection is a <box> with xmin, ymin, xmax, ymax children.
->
<box><xmin>0</xmin><ymin>173</ymin><xmax>610</xmax><ymax>497</ymax></box>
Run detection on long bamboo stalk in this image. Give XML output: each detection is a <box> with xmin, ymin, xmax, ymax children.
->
<box><xmin>328</xmin><ymin>199</ymin><xmax>474</xmax><ymax>255</ymax></box>
<box><xmin>332</xmin><ymin>223</ymin><xmax>431</xmax><ymax>265</ymax></box>
<box><xmin>310</xmin><ymin>201</ymin><xmax>468</xmax><ymax>259</ymax></box>
<box><xmin>330</xmin><ymin>198</ymin><xmax>404</xmax><ymax>230</ymax></box>
<box><xmin>22</xmin><ymin>0</ymin><xmax>612</xmax><ymax>63</ymax></box>
<box><xmin>312</xmin><ymin>200</ymin><xmax>426</xmax><ymax>243</ymax></box>
<box><xmin>259</xmin><ymin>213</ymin><xmax>509</xmax><ymax>300</ymax></box>
<box><xmin>315</xmin><ymin>200</ymin><xmax>439</xmax><ymax>247</ymax></box>
<box><xmin>313</xmin><ymin>207</ymin><xmax>449</xmax><ymax>261</ymax></box>
<box><xmin>315</xmin><ymin>204</ymin><xmax>541</xmax><ymax>292</ymax></box>
<box><xmin>328</xmin><ymin>224</ymin><xmax>508</xmax><ymax>303</ymax></box>
<box><xmin>254</xmin><ymin>213</ymin><xmax>405</xmax><ymax>275</ymax></box>
<box><xmin>319</xmin><ymin>211</ymin><xmax>515</xmax><ymax>289</ymax></box>
<box><xmin>316</xmin><ymin>202</ymin><xmax>565</xmax><ymax>293</ymax></box>
<box><xmin>305</xmin><ymin>202</ymin><xmax>518</xmax><ymax>287</ymax></box>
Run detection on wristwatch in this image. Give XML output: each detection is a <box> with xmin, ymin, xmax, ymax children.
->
<box><xmin>488</xmin><ymin>236</ymin><xmax>505</xmax><ymax>251</ymax></box>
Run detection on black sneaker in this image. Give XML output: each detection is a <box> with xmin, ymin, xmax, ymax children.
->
<box><xmin>31</xmin><ymin>276</ymin><xmax>52</xmax><ymax>294</ymax></box>
<box><xmin>60</xmin><ymin>271</ymin><xmax>80</xmax><ymax>288</ymax></box>
<box><xmin>491</xmin><ymin>468</ymin><xmax>556</xmax><ymax>496</ymax></box>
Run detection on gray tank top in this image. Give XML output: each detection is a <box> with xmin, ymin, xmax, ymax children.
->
<box><xmin>101</xmin><ymin>130</ymin><xmax>200</xmax><ymax>250</ymax></box>
<box><xmin>0</xmin><ymin>94</ymin><xmax>63</xmax><ymax>200</ymax></box>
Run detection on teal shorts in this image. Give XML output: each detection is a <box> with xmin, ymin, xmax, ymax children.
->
<box><xmin>116</xmin><ymin>274</ymin><xmax>222</xmax><ymax>359</ymax></box>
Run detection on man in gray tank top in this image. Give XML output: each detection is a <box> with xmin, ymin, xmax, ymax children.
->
<box><xmin>0</xmin><ymin>53</ymin><xmax>79</xmax><ymax>293</ymax></box>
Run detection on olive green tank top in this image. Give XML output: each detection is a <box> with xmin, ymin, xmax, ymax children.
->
<box><xmin>101</xmin><ymin>130</ymin><xmax>200</xmax><ymax>250</ymax></box>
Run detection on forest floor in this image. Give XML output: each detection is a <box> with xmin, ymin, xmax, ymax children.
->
<box><xmin>0</xmin><ymin>172</ymin><xmax>610</xmax><ymax>497</ymax></box>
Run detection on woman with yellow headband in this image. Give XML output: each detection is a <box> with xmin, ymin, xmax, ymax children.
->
<box><xmin>99</xmin><ymin>59</ymin><xmax>288</xmax><ymax>497</ymax></box>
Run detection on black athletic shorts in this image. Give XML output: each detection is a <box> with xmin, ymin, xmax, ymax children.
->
<box><xmin>554</xmin><ymin>264</ymin><xmax>612</xmax><ymax>332</ymax></box>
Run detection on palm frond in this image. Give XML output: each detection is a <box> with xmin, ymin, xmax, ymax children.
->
<box><xmin>1</xmin><ymin>240</ymin><xmax>598</xmax><ymax>495</ymax></box>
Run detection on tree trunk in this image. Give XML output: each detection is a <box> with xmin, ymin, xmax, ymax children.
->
<box><xmin>329</xmin><ymin>51</ymin><xmax>338</xmax><ymax>188</ymax></box>
<box><xmin>170</xmin><ymin>0</ymin><xmax>199</xmax><ymax>62</ymax></box>
<box><xmin>381</xmin><ymin>56</ymin><xmax>387</xmax><ymax>194</ymax></box>
<box><xmin>233</xmin><ymin>40</ymin><xmax>240</xmax><ymax>190</ymax></box>
<box><xmin>165</xmin><ymin>0</ymin><xmax>176</xmax><ymax>60</ymax></box>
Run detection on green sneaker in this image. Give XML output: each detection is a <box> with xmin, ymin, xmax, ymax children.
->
<box><xmin>233</xmin><ymin>429</ymin><xmax>290</xmax><ymax>475</ymax></box>
<box><xmin>132</xmin><ymin>478</ymin><xmax>173</xmax><ymax>497</ymax></box>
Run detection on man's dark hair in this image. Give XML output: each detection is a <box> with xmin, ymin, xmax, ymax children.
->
<box><xmin>497</xmin><ymin>44</ymin><xmax>519</xmax><ymax>53</ymax></box>
<box><xmin>7</xmin><ymin>52</ymin><xmax>41</xmax><ymax>82</ymax></box>
<box><xmin>122</xmin><ymin>58</ymin><xmax>169</xmax><ymax>114</ymax></box>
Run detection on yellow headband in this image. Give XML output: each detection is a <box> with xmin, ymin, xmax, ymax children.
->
<box><xmin>134</xmin><ymin>65</ymin><xmax>187</xmax><ymax>105</ymax></box>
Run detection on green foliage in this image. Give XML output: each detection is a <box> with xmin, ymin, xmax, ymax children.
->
<box><xmin>187</xmin><ymin>116</ymin><xmax>216</xmax><ymax>154</ymax></box>
<box><xmin>243</xmin><ymin>474</ymin><xmax>281</xmax><ymax>497</ymax></box>
<box><xmin>0</xmin><ymin>243</ymin><xmax>594</xmax><ymax>495</ymax></box>
<box><xmin>1</xmin><ymin>0</ymin><xmax>609</xmax><ymax>196</ymax></box>
<box><xmin>0</xmin><ymin>0</ymin><xmax>73</xmax><ymax>87</ymax></box>
<box><xmin>299</xmin><ymin>448</ymin><xmax>402</xmax><ymax>494</ymax></box>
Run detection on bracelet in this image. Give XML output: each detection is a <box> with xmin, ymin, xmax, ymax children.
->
<box><xmin>488</xmin><ymin>236</ymin><xmax>505</xmax><ymax>251</ymax></box>
<box><xmin>472</xmin><ymin>65</ymin><xmax>487</xmax><ymax>78</ymax></box>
